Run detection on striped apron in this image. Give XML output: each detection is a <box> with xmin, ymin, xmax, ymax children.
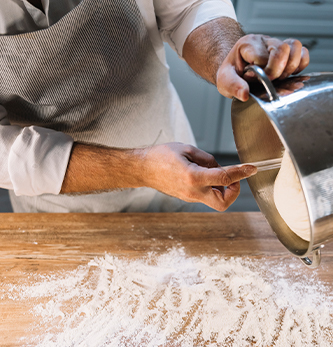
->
<box><xmin>0</xmin><ymin>0</ymin><xmax>195</xmax><ymax>212</ymax></box>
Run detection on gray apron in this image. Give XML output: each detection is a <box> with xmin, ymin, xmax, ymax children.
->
<box><xmin>0</xmin><ymin>0</ymin><xmax>195</xmax><ymax>212</ymax></box>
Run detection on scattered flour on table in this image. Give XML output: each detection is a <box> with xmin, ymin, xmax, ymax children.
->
<box><xmin>2</xmin><ymin>248</ymin><xmax>333</xmax><ymax>346</ymax></box>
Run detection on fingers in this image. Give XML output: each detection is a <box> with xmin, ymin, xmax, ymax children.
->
<box><xmin>205</xmin><ymin>183</ymin><xmax>241</xmax><ymax>212</ymax></box>
<box><xmin>210</xmin><ymin>165</ymin><xmax>255</xmax><ymax>211</ymax></box>
<box><xmin>188</xmin><ymin>164</ymin><xmax>257</xmax><ymax>211</ymax></box>
<box><xmin>292</xmin><ymin>46</ymin><xmax>310</xmax><ymax>75</ymax></box>
<box><xmin>262</xmin><ymin>37</ymin><xmax>291</xmax><ymax>80</ymax></box>
<box><xmin>217</xmin><ymin>64</ymin><xmax>250</xmax><ymax>101</ymax></box>
<box><xmin>181</xmin><ymin>146</ymin><xmax>257</xmax><ymax>211</ymax></box>
<box><xmin>239</xmin><ymin>34</ymin><xmax>270</xmax><ymax>67</ymax></box>
<box><xmin>215</xmin><ymin>181</ymin><xmax>241</xmax><ymax>209</ymax></box>
<box><xmin>216</xmin><ymin>36</ymin><xmax>255</xmax><ymax>101</ymax></box>
<box><xmin>279</xmin><ymin>39</ymin><xmax>310</xmax><ymax>79</ymax></box>
<box><xmin>145</xmin><ymin>143</ymin><xmax>257</xmax><ymax>212</ymax></box>
<box><xmin>277</xmin><ymin>38</ymin><xmax>301</xmax><ymax>79</ymax></box>
<box><xmin>216</xmin><ymin>34</ymin><xmax>310</xmax><ymax>101</ymax></box>
<box><xmin>183</xmin><ymin>145</ymin><xmax>219</xmax><ymax>168</ymax></box>
<box><xmin>193</xmin><ymin>164</ymin><xmax>257</xmax><ymax>187</ymax></box>
<box><xmin>259</xmin><ymin>36</ymin><xmax>310</xmax><ymax>80</ymax></box>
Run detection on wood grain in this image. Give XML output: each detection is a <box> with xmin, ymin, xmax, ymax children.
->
<box><xmin>0</xmin><ymin>212</ymin><xmax>332</xmax><ymax>346</ymax></box>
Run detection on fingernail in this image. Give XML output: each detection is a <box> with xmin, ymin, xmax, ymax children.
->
<box><xmin>244</xmin><ymin>166</ymin><xmax>257</xmax><ymax>176</ymax></box>
<box><xmin>236</xmin><ymin>89</ymin><xmax>244</xmax><ymax>100</ymax></box>
<box><xmin>237</xmin><ymin>90</ymin><xmax>249</xmax><ymax>102</ymax></box>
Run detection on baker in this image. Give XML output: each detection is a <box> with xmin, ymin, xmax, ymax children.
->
<box><xmin>0</xmin><ymin>0</ymin><xmax>309</xmax><ymax>213</ymax></box>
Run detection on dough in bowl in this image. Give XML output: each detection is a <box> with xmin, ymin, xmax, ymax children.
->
<box><xmin>273</xmin><ymin>151</ymin><xmax>311</xmax><ymax>241</ymax></box>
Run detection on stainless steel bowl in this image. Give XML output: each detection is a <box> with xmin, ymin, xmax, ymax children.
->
<box><xmin>231</xmin><ymin>66</ymin><xmax>333</xmax><ymax>268</ymax></box>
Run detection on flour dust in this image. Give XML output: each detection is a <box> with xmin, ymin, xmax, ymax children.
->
<box><xmin>2</xmin><ymin>248</ymin><xmax>333</xmax><ymax>346</ymax></box>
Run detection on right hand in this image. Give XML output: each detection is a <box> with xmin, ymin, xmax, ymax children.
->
<box><xmin>141</xmin><ymin>142</ymin><xmax>257</xmax><ymax>212</ymax></box>
<box><xmin>216</xmin><ymin>34</ymin><xmax>310</xmax><ymax>102</ymax></box>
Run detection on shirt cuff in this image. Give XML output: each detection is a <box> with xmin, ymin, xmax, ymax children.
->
<box><xmin>8</xmin><ymin>126</ymin><xmax>74</xmax><ymax>196</ymax></box>
<box><xmin>162</xmin><ymin>0</ymin><xmax>237</xmax><ymax>57</ymax></box>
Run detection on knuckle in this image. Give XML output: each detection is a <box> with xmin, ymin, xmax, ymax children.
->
<box><xmin>220</xmin><ymin>170</ymin><xmax>232</xmax><ymax>186</ymax></box>
<box><xmin>285</xmin><ymin>38</ymin><xmax>302</xmax><ymax>49</ymax></box>
<box><xmin>268</xmin><ymin>43</ymin><xmax>289</xmax><ymax>61</ymax></box>
<box><xmin>207</xmin><ymin>153</ymin><xmax>217</xmax><ymax>166</ymax></box>
<box><xmin>207</xmin><ymin>152</ymin><xmax>215</xmax><ymax>161</ymax></box>
<box><xmin>276</xmin><ymin>42</ymin><xmax>291</xmax><ymax>56</ymax></box>
<box><xmin>239</xmin><ymin>34</ymin><xmax>259</xmax><ymax>47</ymax></box>
<box><xmin>246</xmin><ymin>33</ymin><xmax>257</xmax><ymax>41</ymax></box>
<box><xmin>301</xmin><ymin>47</ymin><xmax>310</xmax><ymax>61</ymax></box>
<box><xmin>293</xmin><ymin>39</ymin><xmax>303</xmax><ymax>50</ymax></box>
<box><xmin>302</xmin><ymin>46</ymin><xmax>309</xmax><ymax>55</ymax></box>
<box><xmin>183</xmin><ymin>144</ymin><xmax>195</xmax><ymax>156</ymax></box>
<box><xmin>183</xmin><ymin>144</ymin><xmax>193</xmax><ymax>152</ymax></box>
<box><xmin>282</xmin><ymin>42</ymin><xmax>291</xmax><ymax>55</ymax></box>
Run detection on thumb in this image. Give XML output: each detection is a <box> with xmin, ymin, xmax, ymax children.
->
<box><xmin>216</xmin><ymin>64</ymin><xmax>250</xmax><ymax>102</ymax></box>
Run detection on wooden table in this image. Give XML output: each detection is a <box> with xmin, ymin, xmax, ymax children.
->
<box><xmin>0</xmin><ymin>212</ymin><xmax>333</xmax><ymax>346</ymax></box>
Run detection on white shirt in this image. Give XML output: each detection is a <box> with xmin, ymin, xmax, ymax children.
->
<box><xmin>0</xmin><ymin>0</ymin><xmax>236</xmax><ymax>197</ymax></box>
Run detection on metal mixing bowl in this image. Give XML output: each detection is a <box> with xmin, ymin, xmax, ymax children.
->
<box><xmin>231</xmin><ymin>66</ymin><xmax>333</xmax><ymax>268</ymax></box>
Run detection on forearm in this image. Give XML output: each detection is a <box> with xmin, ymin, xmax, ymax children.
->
<box><xmin>59</xmin><ymin>142</ymin><xmax>256</xmax><ymax>212</ymax></box>
<box><xmin>60</xmin><ymin>143</ymin><xmax>146</xmax><ymax>194</ymax></box>
<box><xmin>182</xmin><ymin>17</ymin><xmax>244</xmax><ymax>85</ymax></box>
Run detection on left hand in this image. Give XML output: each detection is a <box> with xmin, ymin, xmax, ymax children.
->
<box><xmin>216</xmin><ymin>34</ymin><xmax>310</xmax><ymax>101</ymax></box>
<box><xmin>141</xmin><ymin>142</ymin><xmax>257</xmax><ymax>212</ymax></box>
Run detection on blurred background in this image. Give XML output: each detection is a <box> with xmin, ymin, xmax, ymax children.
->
<box><xmin>0</xmin><ymin>0</ymin><xmax>332</xmax><ymax>212</ymax></box>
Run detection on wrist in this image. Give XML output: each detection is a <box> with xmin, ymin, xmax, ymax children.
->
<box><xmin>128</xmin><ymin>147</ymin><xmax>150</xmax><ymax>188</ymax></box>
<box><xmin>183</xmin><ymin>17</ymin><xmax>244</xmax><ymax>85</ymax></box>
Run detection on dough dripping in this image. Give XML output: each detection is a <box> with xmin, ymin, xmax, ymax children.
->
<box><xmin>274</xmin><ymin>151</ymin><xmax>311</xmax><ymax>241</ymax></box>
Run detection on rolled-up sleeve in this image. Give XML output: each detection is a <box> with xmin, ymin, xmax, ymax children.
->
<box><xmin>155</xmin><ymin>0</ymin><xmax>237</xmax><ymax>57</ymax></box>
<box><xmin>0</xmin><ymin>105</ymin><xmax>74</xmax><ymax>196</ymax></box>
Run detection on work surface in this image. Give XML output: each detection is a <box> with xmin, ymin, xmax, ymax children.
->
<box><xmin>0</xmin><ymin>212</ymin><xmax>333</xmax><ymax>346</ymax></box>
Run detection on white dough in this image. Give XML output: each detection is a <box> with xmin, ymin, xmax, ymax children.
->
<box><xmin>273</xmin><ymin>151</ymin><xmax>311</xmax><ymax>241</ymax></box>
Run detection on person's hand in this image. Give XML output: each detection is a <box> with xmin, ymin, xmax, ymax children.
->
<box><xmin>216</xmin><ymin>34</ymin><xmax>310</xmax><ymax>102</ymax></box>
<box><xmin>141</xmin><ymin>142</ymin><xmax>257</xmax><ymax>211</ymax></box>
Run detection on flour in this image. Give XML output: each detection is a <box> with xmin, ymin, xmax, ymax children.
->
<box><xmin>274</xmin><ymin>151</ymin><xmax>311</xmax><ymax>241</ymax></box>
<box><xmin>3</xmin><ymin>248</ymin><xmax>333</xmax><ymax>346</ymax></box>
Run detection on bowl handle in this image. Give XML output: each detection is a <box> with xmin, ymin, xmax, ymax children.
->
<box><xmin>244</xmin><ymin>65</ymin><xmax>280</xmax><ymax>102</ymax></box>
<box><xmin>300</xmin><ymin>247</ymin><xmax>321</xmax><ymax>268</ymax></box>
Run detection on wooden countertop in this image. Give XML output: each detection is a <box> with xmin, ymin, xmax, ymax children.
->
<box><xmin>0</xmin><ymin>212</ymin><xmax>333</xmax><ymax>346</ymax></box>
